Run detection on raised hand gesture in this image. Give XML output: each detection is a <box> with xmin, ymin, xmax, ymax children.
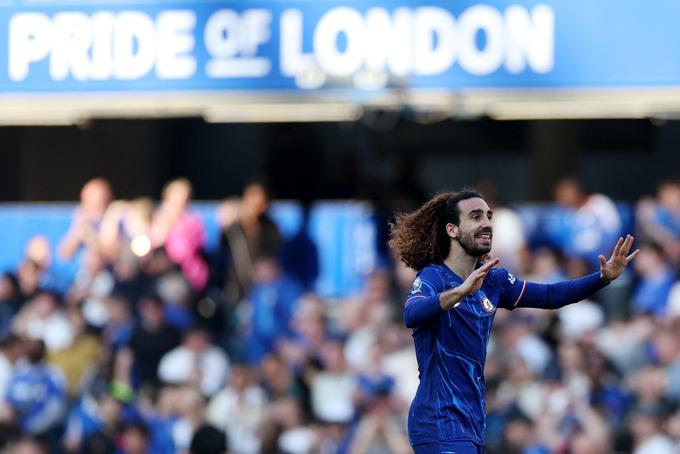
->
<box><xmin>439</xmin><ymin>258</ymin><xmax>500</xmax><ymax>311</ymax></box>
<box><xmin>599</xmin><ymin>234</ymin><xmax>640</xmax><ymax>283</ymax></box>
<box><xmin>458</xmin><ymin>258</ymin><xmax>501</xmax><ymax>296</ymax></box>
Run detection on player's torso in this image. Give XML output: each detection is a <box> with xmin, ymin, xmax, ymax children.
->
<box><xmin>409</xmin><ymin>264</ymin><xmax>502</xmax><ymax>445</ymax></box>
<box><xmin>426</xmin><ymin>264</ymin><xmax>500</xmax><ymax>358</ymax></box>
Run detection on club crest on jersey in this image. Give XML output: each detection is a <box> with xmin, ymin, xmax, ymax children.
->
<box><xmin>410</xmin><ymin>277</ymin><xmax>423</xmax><ymax>294</ymax></box>
<box><xmin>508</xmin><ymin>273</ymin><xmax>517</xmax><ymax>285</ymax></box>
<box><xmin>481</xmin><ymin>296</ymin><xmax>496</xmax><ymax>313</ymax></box>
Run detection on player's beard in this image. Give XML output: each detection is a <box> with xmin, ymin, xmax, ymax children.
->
<box><xmin>457</xmin><ymin>227</ymin><xmax>492</xmax><ymax>257</ymax></box>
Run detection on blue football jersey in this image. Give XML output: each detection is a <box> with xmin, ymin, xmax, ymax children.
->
<box><xmin>404</xmin><ymin>263</ymin><xmax>525</xmax><ymax>447</ymax></box>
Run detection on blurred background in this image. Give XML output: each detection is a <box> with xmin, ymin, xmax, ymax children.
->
<box><xmin>0</xmin><ymin>1</ymin><xmax>678</xmax><ymax>453</ymax></box>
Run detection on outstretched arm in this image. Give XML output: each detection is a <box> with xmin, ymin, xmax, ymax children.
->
<box><xmin>514</xmin><ymin>235</ymin><xmax>639</xmax><ymax>310</ymax></box>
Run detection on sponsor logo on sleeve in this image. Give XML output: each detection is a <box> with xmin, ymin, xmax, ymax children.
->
<box><xmin>508</xmin><ymin>273</ymin><xmax>516</xmax><ymax>285</ymax></box>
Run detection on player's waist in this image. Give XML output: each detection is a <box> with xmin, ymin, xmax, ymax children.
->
<box><xmin>408</xmin><ymin>410</ymin><xmax>486</xmax><ymax>446</ymax></box>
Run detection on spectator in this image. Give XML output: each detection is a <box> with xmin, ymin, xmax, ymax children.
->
<box><xmin>150</xmin><ymin>178</ymin><xmax>208</xmax><ymax>292</ymax></box>
<box><xmin>99</xmin><ymin>197</ymin><xmax>154</xmax><ymax>263</ymax></box>
<box><xmin>271</xmin><ymin>397</ymin><xmax>316</xmax><ymax>454</ymax></box>
<box><xmin>247</xmin><ymin>256</ymin><xmax>302</xmax><ymax>364</ymax></box>
<box><xmin>205</xmin><ymin>365</ymin><xmax>266</xmax><ymax>454</ymax></box>
<box><xmin>281</xmin><ymin>294</ymin><xmax>328</xmax><ymax>367</ymax></box>
<box><xmin>0</xmin><ymin>334</ymin><xmax>24</xmax><ymax>399</ymax></box>
<box><xmin>345</xmin><ymin>342</ymin><xmax>410</xmax><ymax>454</ymax></box>
<box><xmin>63</xmin><ymin>390</ymin><xmax>124</xmax><ymax>453</ymax></box>
<box><xmin>142</xmin><ymin>386</ymin><xmax>179</xmax><ymax>454</ymax></box>
<box><xmin>219</xmin><ymin>182</ymin><xmax>282</xmax><ymax>303</ymax></box>
<box><xmin>12</xmin><ymin>292</ymin><xmax>74</xmax><ymax>352</ymax></box>
<box><xmin>16</xmin><ymin>256</ymin><xmax>45</xmax><ymax>306</ymax></box>
<box><xmin>153</xmin><ymin>263</ymin><xmax>194</xmax><ymax>331</ymax></box>
<box><xmin>48</xmin><ymin>305</ymin><xmax>102</xmax><ymax>396</ymax></box>
<box><xmin>116</xmin><ymin>422</ymin><xmax>151</xmax><ymax>454</ymax></box>
<box><xmin>526</xmin><ymin>247</ymin><xmax>566</xmax><ymax>283</ymax></box>
<box><xmin>59</xmin><ymin>178</ymin><xmax>114</xmax><ymax>260</ymax></box>
<box><xmin>70</xmin><ymin>247</ymin><xmax>115</xmax><ymax>328</ymax></box>
<box><xmin>310</xmin><ymin>340</ymin><xmax>356</xmax><ymax>424</ymax></box>
<box><xmin>111</xmin><ymin>250</ymin><xmax>151</xmax><ymax>315</ymax></box>
<box><xmin>157</xmin><ymin>327</ymin><xmax>230</xmax><ymax>397</ymax></box>
<box><xmin>341</xmin><ymin>271</ymin><xmax>393</xmax><ymax>372</ymax></box>
<box><xmin>5</xmin><ymin>340</ymin><xmax>67</xmax><ymax>436</ymax></box>
<box><xmin>259</xmin><ymin>353</ymin><xmax>307</xmax><ymax>405</ymax></box>
<box><xmin>495</xmin><ymin>355</ymin><xmax>548</xmax><ymax>421</ymax></box>
<box><xmin>376</xmin><ymin>327</ymin><xmax>419</xmax><ymax>410</ymax></box>
<box><xmin>636</xmin><ymin>179</ymin><xmax>680</xmax><ymax>265</ymax></box>
<box><xmin>24</xmin><ymin>236</ymin><xmax>62</xmax><ymax>294</ymax></box>
<box><xmin>498</xmin><ymin>408</ymin><xmax>550</xmax><ymax>454</ymax></box>
<box><xmin>167</xmin><ymin>387</ymin><xmax>210</xmax><ymax>453</ymax></box>
<box><xmin>548</xmin><ymin>177</ymin><xmax>623</xmax><ymax>268</ymax></box>
<box><xmin>500</xmin><ymin>314</ymin><xmax>553</xmax><ymax>377</ymax></box>
<box><xmin>651</xmin><ymin>325</ymin><xmax>680</xmax><ymax>401</ymax></box>
<box><xmin>190</xmin><ymin>423</ymin><xmax>227</xmax><ymax>454</ymax></box>
<box><xmin>137</xmin><ymin>385</ymin><xmax>216</xmax><ymax>454</ymax></box>
<box><xmin>629</xmin><ymin>403</ymin><xmax>675</xmax><ymax>454</ymax></box>
<box><xmin>631</xmin><ymin>242</ymin><xmax>676</xmax><ymax>317</ymax></box>
<box><xmin>127</xmin><ymin>295</ymin><xmax>181</xmax><ymax>389</ymax></box>
<box><xmin>583</xmin><ymin>349</ymin><xmax>631</xmax><ymax>428</ymax></box>
<box><xmin>101</xmin><ymin>294</ymin><xmax>135</xmax><ymax>352</ymax></box>
<box><xmin>596</xmin><ymin>317</ymin><xmax>651</xmax><ymax>375</ymax></box>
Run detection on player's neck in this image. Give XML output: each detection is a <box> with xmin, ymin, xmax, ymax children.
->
<box><xmin>443</xmin><ymin>245</ymin><xmax>478</xmax><ymax>279</ymax></box>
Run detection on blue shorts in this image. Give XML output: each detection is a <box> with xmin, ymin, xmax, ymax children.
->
<box><xmin>413</xmin><ymin>441</ymin><xmax>484</xmax><ymax>454</ymax></box>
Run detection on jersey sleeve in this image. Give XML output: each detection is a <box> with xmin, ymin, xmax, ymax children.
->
<box><xmin>492</xmin><ymin>268</ymin><xmax>528</xmax><ymax>310</ymax></box>
<box><xmin>403</xmin><ymin>267</ymin><xmax>446</xmax><ymax>328</ymax></box>
<box><xmin>515</xmin><ymin>272</ymin><xmax>607</xmax><ymax>310</ymax></box>
<box><xmin>494</xmin><ymin>268</ymin><xmax>608</xmax><ymax>310</ymax></box>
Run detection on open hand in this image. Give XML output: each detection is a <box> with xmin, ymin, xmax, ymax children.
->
<box><xmin>599</xmin><ymin>234</ymin><xmax>640</xmax><ymax>283</ymax></box>
<box><xmin>439</xmin><ymin>257</ymin><xmax>501</xmax><ymax>311</ymax></box>
<box><xmin>458</xmin><ymin>258</ymin><xmax>500</xmax><ymax>296</ymax></box>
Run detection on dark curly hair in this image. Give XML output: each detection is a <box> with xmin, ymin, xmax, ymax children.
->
<box><xmin>388</xmin><ymin>190</ymin><xmax>484</xmax><ymax>271</ymax></box>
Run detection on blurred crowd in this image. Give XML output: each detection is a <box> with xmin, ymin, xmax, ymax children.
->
<box><xmin>0</xmin><ymin>175</ymin><xmax>678</xmax><ymax>454</ymax></box>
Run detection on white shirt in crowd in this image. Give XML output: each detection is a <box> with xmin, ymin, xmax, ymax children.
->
<box><xmin>23</xmin><ymin>311</ymin><xmax>74</xmax><ymax>352</ymax></box>
<box><xmin>206</xmin><ymin>385</ymin><xmax>267</xmax><ymax>454</ymax></box>
<box><xmin>310</xmin><ymin>372</ymin><xmax>356</xmax><ymax>423</ymax></box>
<box><xmin>158</xmin><ymin>345</ymin><xmax>230</xmax><ymax>396</ymax></box>
<box><xmin>279</xmin><ymin>427</ymin><xmax>316</xmax><ymax>454</ymax></box>
<box><xmin>633</xmin><ymin>434</ymin><xmax>675</xmax><ymax>454</ymax></box>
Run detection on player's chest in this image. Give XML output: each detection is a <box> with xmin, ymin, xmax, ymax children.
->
<box><xmin>445</xmin><ymin>280</ymin><xmax>499</xmax><ymax>319</ymax></box>
<box><xmin>439</xmin><ymin>284</ymin><xmax>497</xmax><ymax>342</ymax></box>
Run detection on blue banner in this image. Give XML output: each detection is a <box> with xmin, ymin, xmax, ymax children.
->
<box><xmin>1</xmin><ymin>0</ymin><xmax>679</xmax><ymax>94</ymax></box>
